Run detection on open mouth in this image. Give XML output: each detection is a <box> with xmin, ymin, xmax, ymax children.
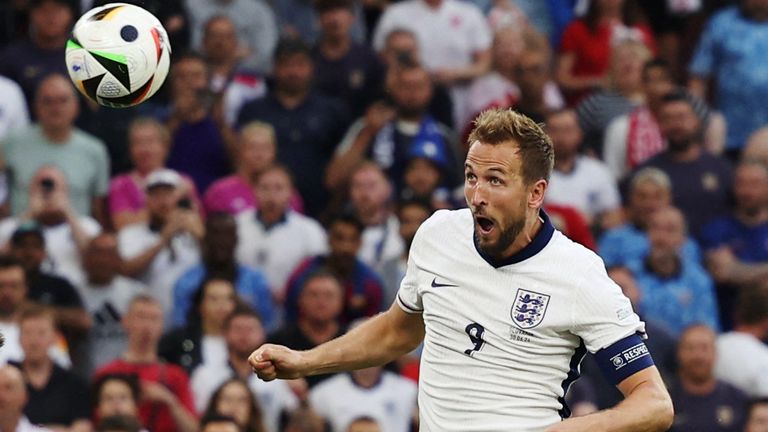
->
<box><xmin>475</xmin><ymin>216</ymin><xmax>495</xmax><ymax>235</ymax></box>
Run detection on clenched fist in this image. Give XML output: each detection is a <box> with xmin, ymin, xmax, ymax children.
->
<box><xmin>248</xmin><ymin>344</ymin><xmax>311</xmax><ymax>381</ymax></box>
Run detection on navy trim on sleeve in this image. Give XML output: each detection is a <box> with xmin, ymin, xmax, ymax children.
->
<box><xmin>594</xmin><ymin>334</ymin><xmax>655</xmax><ymax>386</ymax></box>
<box><xmin>397</xmin><ymin>293</ymin><xmax>423</xmax><ymax>313</ymax></box>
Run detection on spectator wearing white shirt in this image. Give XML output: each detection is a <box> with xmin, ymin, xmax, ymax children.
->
<box><xmin>0</xmin><ymin>165</ymin><xmax>101</xmax><ymax>288</ymax></box>
<box><xmin>715</xmin><ymin>283</ymin><xmax>768</xmax><ymax>398</ymax></box>
<box><xmin>235</xmin><ymin>165</ymin><xmax>327</xmax><ymax>299</ymax></box>
<box><xmin>0</xmin><ymin>365</ymin><xmax>51</xmax><ymax>432</ymax></box>
<box><xmin>118</xmin><ymin>169</ymin><xmax>203</xmax><ymax>319</ymax></box>
<box><xmin>544</xmin><ymin>109</ymin><xmax>622</xmax><ymax>230</ymax></box>
<box><xmin>192</xmin><ymin>306</ymin><xmax>299</xmax><ymax>432</ymax></box>
<box><xmin>372</xmin><ymin>0</ymin><xmax>492</xmax><ymax>128</ymax></box>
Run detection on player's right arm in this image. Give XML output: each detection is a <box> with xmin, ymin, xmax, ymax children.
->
<box><xmin>249</xmin><ymin>302</ymin><xmax>425</xmax><ymax>381</ymax></box>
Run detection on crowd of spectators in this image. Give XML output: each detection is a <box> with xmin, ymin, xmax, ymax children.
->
<box><xmin>1</xmin><ymin>0</ymin><xmax>768</xmax><ymax>431</ymax></box>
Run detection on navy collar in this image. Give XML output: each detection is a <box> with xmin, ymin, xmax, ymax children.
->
<box><xmin>473</xmin><ymin>210</ymin><xmax>555</xmax><ymax>268</ymax></box>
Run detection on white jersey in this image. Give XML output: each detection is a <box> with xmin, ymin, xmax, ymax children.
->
<box><xmin>396</xmin><ymin>209</ymin><xmax>645</xmax><ymax>432</ymax></box>
<box><xmin>308</xmin><ymin>371</ymin><xmax>417</xmax><ymax>432</ymax></box>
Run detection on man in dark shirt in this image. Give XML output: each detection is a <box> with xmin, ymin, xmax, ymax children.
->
<box><xmin>668</xmin><ymin>324</ymin><xmax>748</xmax><ymax>432</ymax></box>
<box><xmin>9</xmin><ymin>222</ymin><xmax>91</xmax><ymax>341</ymax></box>
<box><xmin>634</xmin><ymin>91</ymin><xmax>733</xmax><ymax>237</ymax></box>
<box><xmin>311</xmin><ymin>0</ymin><xmax>384</xmax><ymax>118</ymax></box>
<box><xmin>237</xmin><ymin>38</ymin><xmax>350</xmax><ymax>217</ymax></box>
<box><xmin>10</xmin><ymin>306</ymin><xmax>90</xmax><ymax>430</ymax></box>
<box><xmin>0</xmin><ymin>0</ymin><xmax>75</xmax><ymax>115</ymax></box>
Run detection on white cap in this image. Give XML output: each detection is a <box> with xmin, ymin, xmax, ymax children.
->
<box><xmin>145</xmin><ymin>168</ymin><xmax>182</xmax><ymax>190</ymax></box>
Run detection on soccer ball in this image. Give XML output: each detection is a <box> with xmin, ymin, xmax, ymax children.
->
<box><xmin>65</xmin><ymin>3</ymin><xmax>171</xmax><ymax>108</ymax></box>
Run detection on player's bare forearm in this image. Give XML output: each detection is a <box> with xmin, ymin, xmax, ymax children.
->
<box><xmin>250</xmin><ymin>303</ymin><xmax>424</xmax><ymax>380</ymax></box>
<box><xmin>545</xmin><ymin>367</ymin><xmax>673</xmax><ymax>432</ymax></box>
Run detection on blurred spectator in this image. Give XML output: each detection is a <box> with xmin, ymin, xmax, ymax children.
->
<box><xmin>543</xmin><ymin>204</ymin><xmax>596</xmax><ymax>250</ymax></box>
<box><xmin>9</xmin><ymin>306</ymin><xmax>91</xmax><ymax>432</ymax></box>
<box><xmin>192</xmin><ymin>307</ymin><xmax>298</xmax><ymax>432</ymax></box>
<box><xmin>346</xmin><ymin>417</ymin><xmax>381</xmax><ymax>432</ymax></box>
<box><xmin>636</xmin><ymin>91</ymin><xmax>733</xmax><ymax>237</ymax></box>
<box><xmin>161</xmin><ymin>278</ymin><xmax>237</xmax><ymax>372</ymax></box>
<box><xmin>0</xmin><ymin>75</ymin><xmax>29</xmax><ymax>141</ymax></box>
<box><xmin>0</xmin><ymin>0</ymin><xmax>31</xmax><ymax>48</ymax></box>
<box><xmin>199</xmin><ymin>413</ymin><xmax>242</xmax><ymax>432</ymax></box>
<box><xmin>689</xmin><ymin>0</ymin><xmax>768</xmax><ymax>158</ymax></box>
<box><xmin>8</xmin><ymin>221</ymin><xmax>91</xmax><ymax>345</ymax></box>
<box><xmin>108</xmin><ymin>117</ymin><xmax>200</xmax><ymax>231</ymax></box>
<box><xmin>237</xmin><ymin>38</ymin><xmax>350</xmax><ymax>217</ymax></box>
<box><xmin>235</xmin><ymin>165</ymin><xmax>327</xmax><ymax>300</ymax></box>
<box><xmin>378</xmin><ymin>28</ymin><xmax>454</xmax><ymax>128</ymax></box>
<box><xmin>201</xmin><ymin>381</ymin><xmax>264</xmax><ymax>432</ymax></box>
<box><xmin>269</xmin><ymin>270</ymin><xmax>346</xmax><ymax>388</ymax></box>
<box><xmin>308</xmin><ymin>319</ymin><xmax>417</xmax><ymax>432</ymax></box>
<box><xmin>186</xmin><ymin>0</ymin><xmax>277</xmax><ymax>73</ymax></box>
<box><xmin>272</xmin><ymin>0</ymin><xmax>366</xmax><ymax>45</ymax></box>
<box><xmin>200</xmin><ymin>15</ymin><xmax>266</xmax><ymax>128</ymax></box>
<box><xmin>95</xmin><ymin>295</ymin><xmax>197</xmax><ymax>432</ymax></box>
<box><xmin>0</xmin><ymin>365</ymin><xmax>51</xmax><ymax>432</ymax></box>
<box><xmin>373</xmin><ymin>0</ymin><xmax>492</xmax><ymax>128</ymax></box>
<box><xmin>700</xmin><ymin>161</ymin><xmax>768</xmax><ymax>329</ymax></box>
<box><xmin>627</xmin><ymin>206</ymin><xmax>720</xmax><ymax>336</ymax></box>
<box><xmin>575</xmin><ymin>39</ymin><xmax>650</xmax><ymax>156</ymax></box>
<box><xmin>91</xmin><ymin>374</ymin><xmax>143</xmax><ymax>428</ymax></box>
<box><xmin>284</xmin><ymin>213</ymin><xmax>384</xmax><ymax>323</ymax></box>
<box><xmin>714</xmin><ymin>283</ymin><xmax>768</xmax><ymax>398</ymax></box>
<box><xmin>2</xmin><ymin>74</ymin><xmax>110</xmax><ymax>220</ymax></box>
<box><xmin>604</xmin><ymin>58</ymin><xmax>722</xmax><ymax>180</ymax></box>
<box><xmin>165</xmin><ymin>53</ymin><xmax>232</xmax><ymax>194</ymax></box>
<box><xmin>94</xmin><ymin>415</ymin><xmax>143</xmax><ymax>432</ymax></box>
<box><xmin>744</xmin><ymin>127</ymin><xmax>768</xmax><ymax>167</ymax></box>
<box><xmin>556</xmin><ymin>0</ymin><xmax>654</xmax><ymax>104</ymax></box>
<box><xmin>346</xmin><ymin>163</ymin><xmax>405</xmax><ymax>272</ymax></box>
<box><xmin>327</xmin><ymin>66</ymin><xmax>458</xmax><ymax>195</ymax></box>
<box><xmin>744</xmin><ymin>399</ymin><xmax>768</xmax><ymax>432</ymax></box>
<box><xmin>510</xmin><ymin>40</ymin><xmax>564</xmax><ymax>125</ymax></box>
<box><xmin>118</xmin><ymin>168</ymin><xmax>203</xmax><ymax>319</ymax></box>
<box><xmin>0</xmin><ymin>0</ymin><xmax>74</xmax><ymax>114</ymax></box>
<box><xmin>283</xmin><ymin>407</ymin><xmax>325</xmax><ymax>432</ymax></box>
<box><xmin>379</xmin><ymin>199</ymin><xmax>431</xmax><ymax>311</ymax></box>
<box><xmin>487</xmin><ymin>0</ymin><xmax>530</xmax><ymax>32</ymax></box>
<box><xmin>203</xmin><ymin>122</ymin><xmax>303</xmax><ymax>216</ymax></box>
<box><xmin>399</xmin><ymin>139</ymin><xmax>455</xmax><ymax>210</ymax></box>
<box><xmin>544</xmin><ymin>108</ymin><xmax>622</xmax><ymax>230</ymax></box>
<box><xmin>172</xmin><ymin>213</ymin><xmax>274</xmax><ymax>330</ymax></box>
<box><xmin>598</xmin><ymin>167</ymin><xmax>700</xmax><ymax>268</ymax></box>
<box><xmin>0</xmin><ymin>165</ymin><xmax>101</xmax><ymax>287</ymax></box>
<box><xmin>669</xmin><ymin>324</ymin><xmax>748</xmax><ymax>432</ymax></box>
<box><xmin>312</xmin><ymin>0</ymin><xmax>385</xmax><ymax>118</ymax></box>
<box><xmin>76</xmin><ymin>233</ymin><xmax>147</xmax><ymax>376</ymax></box>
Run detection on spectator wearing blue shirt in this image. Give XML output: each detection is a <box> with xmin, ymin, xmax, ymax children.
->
<box><xmin>689</xmin><ymin>1</ymin><xmax>768</xmax><ymax>157</ymax></box>
<box><xmin>700</xmin><ymin>161</ymin><xmax>768</xmax><ymax>329</ymax></box>
<box><xmin>628</xmin><ymin>206</ymin><xmax>720</xmax><ymax>337</ymax></box>
<box><xmin>599</xmin><ymin>167</ymin><xmax>700</xmax><ymax>268</ymax></box>
<box><xmin>283</xmin><ymin>212</ymin><xmax>383</xmax><ymax>324</ymax></box>
<box><xmin>172</xmin><ymin>213</ymin><xmax>275</xmax><ymax>331</ymax></box>
<box><xmin>236</xmin><ymin>38</ymin><xmax>350</xmax><ymax>217</ymax></box>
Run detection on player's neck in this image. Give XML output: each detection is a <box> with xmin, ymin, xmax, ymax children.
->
<box><xmin>500</xmin><ymin>213</ymin><xmax>543</xmax><ymax>259</ymax></box>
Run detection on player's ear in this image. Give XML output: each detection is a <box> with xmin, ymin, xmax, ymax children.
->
<box><xmin>527</xmin><ymin>179</ymin><xmax>547</xmax><ymax>209</ymax></box>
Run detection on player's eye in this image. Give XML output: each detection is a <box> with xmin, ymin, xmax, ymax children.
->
<box><xmin>465</xmin><ymin>172</ymin><xmax>476</xmax><ymax>182</ymax></box>
<box><xmin>489</xmin><ymin>177</ymin><xmax>503</xmax><ymax>186</ymax></box>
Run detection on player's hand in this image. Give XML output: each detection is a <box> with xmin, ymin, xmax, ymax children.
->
<box><xmin>248</xmin><ymin>344</ymin><xmax>309</xmax><ymax>381</ymax></box>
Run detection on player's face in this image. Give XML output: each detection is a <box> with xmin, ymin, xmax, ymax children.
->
<box><xmin>677</xmin><ymin>325</ymin><xmax>716</xmax><ymax>383</ymax></box>
<box><xmin>464</xmin><ymin>141</ymin><xmax>531</xmax><ymax>259</ymax></box>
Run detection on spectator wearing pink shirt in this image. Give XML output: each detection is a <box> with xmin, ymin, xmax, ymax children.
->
<box><xmin>108</xmin><ymin>118</ymin><xmax>200</xmax><ymax>231</ymax></box>
<box><xmin>203</xmin><ymin>121</ymin><xmax>303</xmax><ymax>216</ymax></box>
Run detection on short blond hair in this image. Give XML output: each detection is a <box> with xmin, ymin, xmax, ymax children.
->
<box><xmin>468</xmin><ymin>108</ymin><xmax>554</xmax><ymax>184</ymax></box>
<box><xmin>240</xmin><ymin>121</ymin><xmax>276</xmax><ymax>147</ymax></box>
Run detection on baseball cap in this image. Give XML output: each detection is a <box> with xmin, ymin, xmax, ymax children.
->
<box><xmin>145</xmin><ymin>169</ymin><xmax>182</xmax><ymax>191</ymax></box>
<box><xmin>11</xmin><ymin>221</ymin><xmax>45</xmax><ymax>246</ymax></box>
<box><xmin>407</xmin><ymin>139</ymin><xmax>450</xmax><ymax>170</ymax></box>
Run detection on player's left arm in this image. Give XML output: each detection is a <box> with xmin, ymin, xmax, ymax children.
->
<box><xmin>545</xmin><ymin>365</ymin><xmax>673</xmax><ymax>432</ymax></box>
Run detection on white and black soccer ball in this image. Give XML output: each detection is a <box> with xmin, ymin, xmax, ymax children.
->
<box><xmin>65</xmin><ymin>3</ymin><xmax>171</xmax><ymax>108</ymax></box>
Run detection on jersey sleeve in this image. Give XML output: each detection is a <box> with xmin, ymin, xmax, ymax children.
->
<box><xmin>571</xmin><ymin>260</ymin><xmax>646</xmax><ymax>353</ymax></box>
<box><xmin>395</xmin><ymin>214</ymin><xmax>432</xmax><ymax>314</ymax></box>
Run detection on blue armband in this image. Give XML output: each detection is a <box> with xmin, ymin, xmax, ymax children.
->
<box><xmin>594</xmin><ymin>334</ymin><xmax>655</xmax><ymax>385</ymax></box>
